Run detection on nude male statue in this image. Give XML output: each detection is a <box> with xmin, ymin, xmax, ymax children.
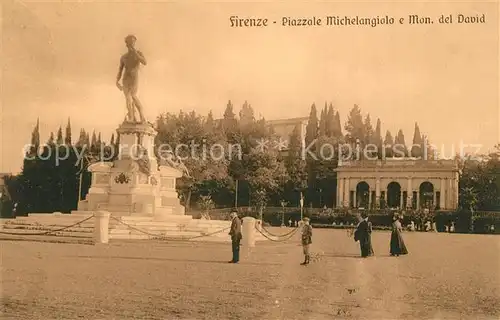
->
<box><xmin>116</xmin><ymin>35</ymin><xmax>147</xmax><ymax>123</ymax></box>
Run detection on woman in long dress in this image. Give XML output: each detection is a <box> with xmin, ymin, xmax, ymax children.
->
<box><xmin>390</xmin><ymin>214</ymin><xmax>408</xmax><ymax>256</ymax></box>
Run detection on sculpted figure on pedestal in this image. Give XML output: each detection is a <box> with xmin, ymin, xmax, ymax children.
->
<box><xmin>116</xmin><ymin>35</ymin><xmax>147</xmax><ymax>123</ymax></box>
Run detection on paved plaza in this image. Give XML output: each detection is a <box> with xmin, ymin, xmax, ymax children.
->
<box><xmin>1</xmin><ymin>229</ymin><xmax>499</xmax><ymax>319</ymax></box>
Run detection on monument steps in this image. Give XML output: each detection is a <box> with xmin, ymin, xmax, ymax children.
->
<box><xmin>1</xmin><ymin>213</ymin><xmax>266</xmax><ymax>242</ymax></box>
<box><xmin>110</xmin><ymin>228</ymin><xmax>202</xmax><ymax>237</ymax></box>
<box><xmin>0</xmin><ymin>220</ymin><xmax>94</xmax><ymax>239</ymax></box>
<box><xmin>109</xmin><ymin>234</ymin><xmax>151</xmax><ymax>240</ymax></box>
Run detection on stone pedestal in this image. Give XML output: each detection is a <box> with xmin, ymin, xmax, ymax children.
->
<box><xmin>94</xmin><ymin>211</ymin><xmax>110</xmax><ymax>244</ymax></box>
<box><xmin>242</xmin><ymin>217</ymin><xmax>256</xmax><ymax>247</ymax></box>
<box><xmin>76</xmin><ymin>121</ymin><xmax>186</xmax><ymax>219</ymax></box>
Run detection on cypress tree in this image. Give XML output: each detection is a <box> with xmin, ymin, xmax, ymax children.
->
<box><xmin>65</xmin><ymin>118</ymin><xmax>72</xmax><ymax>145</ymax></box>
<box><xmin>30</xmin><ymin>118</ymin><xmax>41</xmax><ymax>155</ymax></box>
<box><xmin>411</xmin><ymin>122</ymin><xmax>423</xmax><ymax>158</ymax></box>
<box><xmin>318</xmin><ymin>106</ymin><xmax>327</xmax><ymax>137</ymax></box>
<box><xmin>326</xmin><ymin>103</ymin><xmax>335</xmax><ymax>137</ymax></box>
<box><xmin>394</xmin><ymin>129</ymin><xmax>407</xmax><ymax>158</ymax></box>
<box><xmin>383</xmin><ymin>130</ymin><xmax>394</xmax><ymax>158</ymax></box>
<box><xmin>305</xmin><ymin>103</ymin><xmax>318</xmax><ymax>146</ymax></box>
<box><xmin>333</xmin><ymin>111</ymin><xmax>342</xmax><ymax>138</ymax></box>
<box><xmin>56</xmin><ymin>126</ymin><xmax>64</xmax><ymax>145</ymax></box>
<box><xmin>374</xmin><ymin>118</ymin><xmax>382</xmax><ymax>158</ymax></box>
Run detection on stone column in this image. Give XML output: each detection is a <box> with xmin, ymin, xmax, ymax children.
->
<box><xmin>368</xmin><ymin>189</ymin><xmax>372</xmax><ymax>209</ymax></box>
<box><xmin>375</xmin><ymin>179</ymin><xmax>381</xmax><ymax>208</ymax></box>
<box><xmin>407</xmin><ymin>178</ymin><xmax>412</xmax><ymax>208</ymax></box>
<box><xmin>454</xmin><ymin>177</ymin><xmax>459</xmax><ymax>210</ymax></box>
<box><xmin>440</xmin><ymin>178</ymin><xmax>446</xmax><ymax>209</ymax></box>
<box><xmin>400</xmin><ymin>191</ymin><xmax>404</xmax><ymax>208</ymax></box>
<box><xmin>94</xmin><ymin>211</ymin><xmax>110</xmax><ymax>244</ymax></box>
<box><xmin>336</xmin><ymin>180</ymin><xmax>339</xmax><ymax>208</ymax></box>
<box><xmin>448</xmin><ymin>178</ymin><xmax>453</xmax><ymax>210</ymax></box>
<box><xmin>353</xmin><ymin>189</ymin><xmax>357</xmax><ymax>208</ymax></box>
<box><xmin>416</xmin><ymin>192</ymin><xmax>420</xmax><ymax>209</ymax></box>
<box><xmin>242</xmin><ymin>217</ymin><xmax>256</xmax><ymax>247</ymax></box>
<box><xmin>344</xmin><ymin>178</ymin><xmax>350</xmax><ymax>208</ymax></box>
<box><xmin>433</xmin><ymin>190</ymin><xmax>437</xmax><ymax>209</ymax></box>
<box><xmin>338</xmin><ymin>178</ymin><xmax>344</xmax><ymax>208</ymax></box>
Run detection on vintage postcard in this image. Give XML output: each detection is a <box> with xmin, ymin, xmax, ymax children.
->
<box><xmin>1</xmin><ymin>0</ymin><xmax>499</xmax><ymax>319</ymax></box>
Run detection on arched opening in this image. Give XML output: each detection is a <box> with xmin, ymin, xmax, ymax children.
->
<box><xmin>419</xmin><ymin>181</ymin><xmax>434</xmax><ymax>209</ymax></box>
<box><xmin>387</xmin><ymin>181</ymin><xmax>402</xmax><ymax>208</ymax></box>
<box><xmin>356</xmin><ymin>181</ymin><xmax>370</xmax><ymax>208</ymax></box>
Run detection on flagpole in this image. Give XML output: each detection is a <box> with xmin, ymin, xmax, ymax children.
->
<box><xmin>234</xmin><ymin>179</ymin><xmax>238</xmax><ymax>208</ymax></box>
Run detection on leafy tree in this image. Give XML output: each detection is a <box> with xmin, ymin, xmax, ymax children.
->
<box><xmin>156</xmin><ymin>111</ymin><xmax>230</xmax><ymax>209</ymax></box>
<box><xmin>285</xmin><ymin>125</ymin><xmax>307</xmax><ymax>204</ymax></box>
<box><xmin>344</xmin><ymin>104</ymin><xmax>365</xmax><ymax>145</ymax></box>
<box><xmin>245</xmin><ymin>146</ymin><xmax>287</xmax><ymax>213</ymax></box>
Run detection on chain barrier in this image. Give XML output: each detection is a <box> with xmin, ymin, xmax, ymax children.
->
<box><xmin>260</xmin><ymin>224</ymin><xmax>299</xmax><ymax>238</ymax></box>
<box><xmin>254</xmin><ymin>225</ymin><xmax>300</xmax><ymax>242</ymax></box>
<box><xmin>0</xmin><ymin>215</ymin><xmax>95</xmax><ymax>236</ymax></box>
<box><xmin>109</xmin><ymin>215</ymin><xmax>231</xmax><ymax>241</ymax></box>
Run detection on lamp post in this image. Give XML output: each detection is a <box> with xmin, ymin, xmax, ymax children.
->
<box><xmin>280</xmin><ymin>200</ymin><xmax>287</xmax><ymax>227</ymax></box>
<box><xmin>319</xmin><ymin>188</ymin><xmax>323</xmax><ymax>208</ymax></box>
<box><xmin>300</xmin><ymin>192</ymin><xmax>304</xmax><ymax>220</ymax></box>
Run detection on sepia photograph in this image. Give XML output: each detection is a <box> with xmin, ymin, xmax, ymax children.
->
<box><xmin>1</xmin><ymin>0</ymin><xmax>499</xmax><ymax>319</ymax></box>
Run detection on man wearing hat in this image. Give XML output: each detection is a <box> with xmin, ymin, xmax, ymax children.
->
<box><xmin>228</xmin><ymin>211</ymin><xmax>242</xmax><ymax>263</ymax></box>
<box><xmin>354</xmin><ymin>212</ymin><xmax>374</xmax><ymax>258</ymax></box>
<box><xmin>301</xmin><ymin>217</ymin><xmax>313</xmax><ymax>265</ymax></box>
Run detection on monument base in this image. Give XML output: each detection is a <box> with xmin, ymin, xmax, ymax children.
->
<box><xmin>74</xmin><ymin>121</ymin><xmax>186</xmax><ymax>220</ymax></box>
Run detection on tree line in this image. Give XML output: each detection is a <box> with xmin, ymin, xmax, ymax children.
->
<box><xmin>1</xmin><ymin>101</ymin><xmax>499</xmax><ymax>217</ymax></box>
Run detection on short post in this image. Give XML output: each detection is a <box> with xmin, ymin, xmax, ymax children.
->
<box><xmin>94</xmin><ymin>211</ymin><xmax>110</xmax><ymax>244</ymax></box>
<box><xmin>242</xmin><ymin>216</ymin><xmax>256</xmax><ymax>247</ymax></box>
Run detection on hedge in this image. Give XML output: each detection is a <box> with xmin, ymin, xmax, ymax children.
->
<box><xmin>190</xmin><ymin>207</ymin><xmax>500</xmax><ymax>234</ymax></box>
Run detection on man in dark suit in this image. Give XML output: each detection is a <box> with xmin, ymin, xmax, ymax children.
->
<box><xmin>228</xmin><ymin>211</ymin><xmax>242</xmax><ymax>263</ymax></box>
<box><xmin>354</xmin><ymin>212</ymin><xmax>374</xmax><ymax>258</ymax></box>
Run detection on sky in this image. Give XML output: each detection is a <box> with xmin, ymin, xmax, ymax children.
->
<box><xmin>1</xmin><ymin>0</ymin><xmax>499</xmax><ymax>173</ymax></box>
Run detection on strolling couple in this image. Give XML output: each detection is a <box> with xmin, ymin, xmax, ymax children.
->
<box><xmin>353</xmin><ymin>212</ymin><xmax>408</xmax><ymax>257</ymax></box>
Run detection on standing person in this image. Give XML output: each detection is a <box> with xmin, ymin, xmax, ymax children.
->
<box><xmin>354</xmin><ymin>212</ymin><xmax>374</xmax><ymax>258</ymax></box>
<box><xmin>300</xmin><ymin>217</ymin><xmax>313</xmax><ymax>265</ymax></box>
<box><xmin>390</xmin><ymin>214</ymin><xmax>408</xmax><ymax>256</ymax></box>
<box><xmin>228</xmin><ymin>211</ymin><xmax>242</xmax><ymax>263</ymax></box>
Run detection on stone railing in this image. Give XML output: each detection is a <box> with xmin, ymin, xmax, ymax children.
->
<box><xmin>338</xmin><ymin>159</ymin><xmax>458</xmax><ymax>169</ymax></box>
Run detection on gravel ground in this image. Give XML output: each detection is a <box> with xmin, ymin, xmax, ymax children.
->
<box><xmin>1</xmin><ymin>228</ymin><xmax>499</xmax><ymax>319</ymax></box>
